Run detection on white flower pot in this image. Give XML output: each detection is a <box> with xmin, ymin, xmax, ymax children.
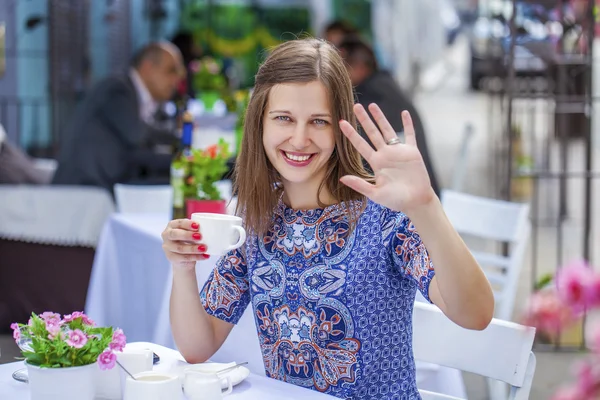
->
<box><xmin>26</xmin><ymin>361</ymin><xmax>97</xmax><ymax>400</ymax></box>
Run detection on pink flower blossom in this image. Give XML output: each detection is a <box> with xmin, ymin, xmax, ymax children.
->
<box><xmin>555</xmin><ymin>260</ymin><xmax>597</xmax><ymax>312</ymax></box>
<box><xmin>63</xmin><ymin>312</ymin><xmax>95</xmax><ymax>326</ymax></box>
<box><xmin>109</xmin><ymin>328</ymin><xmax>126</xmax><ymax>352</ymax></box>
<box><xmin>572</xmin><ymin>361</ymin><xmax>600</xmax><ymax>399</ymax></box>
<box><xmin>588</xmin><ymin>276</ymin><xmax>600</xmax><ymax>308</ymax></box>
<box><xmin>551</xmin><ymin>385</ymin><xmax>585</xmax><ymax>400</ymax></box>
<box><xmin>98</xmin><ymin>350</ymin><xmax>116</xmax><ymax>370</ymax></box>
<box><xmin>588</xmin><ymin>324</ymin><xmax>600</xmax><ymax>355</ymax></box>
<box><xmin>189</xmin><ymin>60</ymin><xmax>200</xmax><ymax>73</ymax></box>
<box><xmin>522</xmin><ymin>289</ymin><xmax>575</xmax><ymax>334</ymax></box>
<box><xmin>47</xmin><ymin>324</ymin><xmax>61</xmax><ymax>340</ymax></box>
<box><xmin>40</xmin><ymin>312</ymin><xmax>61</xmax><ymax>325</ymax></box>
<box><xmin>44</xmin><ymin>315</ymin><xmax>61</xmax><ymax>332</ymax></box>
<box><xmin>10</xmin><ymin>323</ymin><xmax>20</xmax><ymax>341</ymax></box>
<box><xmin>66</xmin><ymin>329</ymin><xmax>88</xmax><ymax>348</ymax></box>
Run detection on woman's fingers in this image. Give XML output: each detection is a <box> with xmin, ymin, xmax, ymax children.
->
<box><xmin>401</xmin><ymin>110</ymin><xmax>417</xmax><ymax>147</ymax></box>
<box><xmin>368</xmin><ymin>103</ymin><xmax>398</xmax><ymax>143</ymax></box>
<box><xmin>353</xmin><ymin>104</ymin><xmax>387</xmax><ymax>150</ymax></box>
<box><xmin>162</xmin><ymin>219</ymin><xmax>210</xmax><ymax>266</ymax></box>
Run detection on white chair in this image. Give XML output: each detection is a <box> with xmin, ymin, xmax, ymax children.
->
<box><xmin>440</xmin><ymin>189</ymin><xmax>531</xmax><ymax>400</ymax></box>
<box><xmin>113</xmin><ymin>184</ymin><xmax>173</xmax><ymax>215</ymax></box>
<box><xmin>440</xmin><ymin>189</ymin><xmax>531</xmax><ymax>322</ymax></box>
<box><xmin>414</xmin><ymin>302</ymin><xmax>536</xmax><ymax>400</ymax></box>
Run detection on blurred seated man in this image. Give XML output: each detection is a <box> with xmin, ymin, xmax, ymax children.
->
<box><xmin>338</xmin><ymin>37</ymin><xmax>441</xmax><ymax>197</ymax></box>
<box><xmin>323</xmin><ymin>20</ymin><xmax>359</xmax><ymax>47</ymax></box>
<box><xmin>52</xmin><ymin>41</ymin><xmax>185</xmax><ymax>193</ymax></box>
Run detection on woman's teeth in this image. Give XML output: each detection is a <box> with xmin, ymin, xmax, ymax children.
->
<box><xmin>284</xmin><ymin>152</ymin><xmax>311</xmax><ymax>162</ymax></box>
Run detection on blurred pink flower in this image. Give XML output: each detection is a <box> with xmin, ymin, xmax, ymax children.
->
<box><xmin>63</xmin><ymin>311</ymin><xmax>95</xmax><ymax>326</ymax></box>
<box><xmin>588</xmin><ymin>276</ymin><xmax>600</xmax><ymax>308</ymax></box>
<box><xmin>555</xmin><ymin>260</ymin><xmax>596</xmax><ymax>312</ymax></box>
<box><xmin>10</xmin><ymin>323</ymin><xmax>20</xmax><ymax>341</ymax></box>
<box><xmin>189</xmin><ymin>60</ymin><xmax>200</xmax><ymax>73</ymax></box>
<box><xmin>109</xmin><ymin>328</ymin><xmax>126</xmax><ymax>352</ymax></box>
<box><xmin>551</xmin><ymin>385</ymin><xmax>585</xmax><ymax>400</ymax></box>
<box><xmin>98</xmin><ymin>350</ymin><xmax>116</xmax><ymax>370</ymax></box>
<box><xmin>588</xmin><ymin>324</ymin><xmax>600</xmax><ymax>354</ymax></box>
<box><xmin>572</xmin><ymin>361</ymin><xmax>600</xmax><ymax>399</ymax></box>
<box><xmin>522</xmin><ymin>289</ymin><xmax>575</xmax><ymax>333</ymax></box>
<box><xmin>66</xmin><ymin>329</ymin><xmax>88</xmax><ymax>349</ymax></box>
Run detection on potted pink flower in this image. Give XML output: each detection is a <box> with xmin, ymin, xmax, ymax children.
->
<box><xmin>10</xmin><ymin>311</ymin><xmax>126</xmax><ymax>400</ymax></box>
<box><xmin>522</xmin><ymin>260</ymin><xmax>600</xmax><ymax>399</ymax></box>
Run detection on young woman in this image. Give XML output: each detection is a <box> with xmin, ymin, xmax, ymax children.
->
<box><xmin>162</xmin><ymin>38</ymin><xmax>494</xmax><ymax>399</ymax></box>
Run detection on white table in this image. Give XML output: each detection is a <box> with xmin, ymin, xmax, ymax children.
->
<box><xmin>0</xmin><ymin>342</ymin><xmax>337</xmax><ymax>399</ymax></box>
<box><xmin>84</xmin><ymin>213</ymin><xmax>466</xmax><ymax>397</ymax></box>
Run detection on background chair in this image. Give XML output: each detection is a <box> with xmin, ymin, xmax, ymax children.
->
<box><xmin>414</xmin><ymin>302</ymin><xmax>536</xmax><ymax>400</ymax></box>
<box><xmin>113</xmin><ymin>184</ymin><xmax>173</xmax><ymax>215</ymax></box>
<box><xmin>440</xmin><ymin>189</ymin><xmax>531</xmax><ymax>322</ymax></box>
<box><xmin>418</xmin><ymin>189</ymin><xmax>531</xmax><ymax>399</ymax></box>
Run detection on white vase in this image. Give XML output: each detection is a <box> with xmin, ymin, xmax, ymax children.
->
<box><xmin>26</xmin><ymin>361</ymin><xmax>97</xmax><ymax>400</ymax></box>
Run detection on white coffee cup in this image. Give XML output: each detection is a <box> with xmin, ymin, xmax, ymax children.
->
<box><xmin>183</xmin><ymin>370</ymin><xmax>233</xmax><ymax>400</ymax></box>
<box><xmin>123</xmin><ymin>371</ymin><xmax>181</xmax><ymax>400</ymax></box>
<box><xmin>118</xmin><ymin>348</ymin><xmax>154</xmax><ymax>374</ymax></box>
<box><xmin>96</xmin><ymin>348</ymin><xmax>154</xmax><ymax>399</ymax></box>
<box><xmin>191</xmin><ymin>213</ymin><xmax>246</xmax><ymax>256</ymax></box>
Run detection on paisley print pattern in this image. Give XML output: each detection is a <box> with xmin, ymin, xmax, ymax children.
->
<box><xmin>200</xmin><ymin>199</ymin><xmax>435</xmax><ymax>399</ymax></box>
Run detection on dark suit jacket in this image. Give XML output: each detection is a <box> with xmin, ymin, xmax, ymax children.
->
<box><xmin>52</xmin><ymin>74</ymin><xmax>176</xmax><ymax>193</ymax></box>
<box><xmin>354</xmin><ymin>70</ymin><xmax>441</xmax><ymax>197</ymax></box>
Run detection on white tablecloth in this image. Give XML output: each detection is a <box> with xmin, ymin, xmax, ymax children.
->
<box><xmin>0</xmin><ymin>185</ymin><xmax>114</xmax><ymax>247</ymax></box>
<box><xmin>0</xmin><ymin>342</ymin><xmax>337</xmax><ymax>399</ymax></box>
<box><xmin>85</xmin><ymin>213</ymin><xmax>467</xmax><ymax>398</ymax></box>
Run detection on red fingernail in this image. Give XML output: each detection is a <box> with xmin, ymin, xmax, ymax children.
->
<box><xmin>191</xmin><ymin>222</ymin><xmax>199</xmax><ymax>229</ymax></box>
<box><xmin>192</xmin><ymin>233</ymin><xmax>202</xmax><ymax>240</ymax></box>
<box><xmin>198</xmin><ymin>245</ymin><xmax>207</xmax><ymax>252</ymax></box>
<box><xmin>202</xmin><ymin>254</ymin><xmax>210</xmax><ymax>259</ymax></box>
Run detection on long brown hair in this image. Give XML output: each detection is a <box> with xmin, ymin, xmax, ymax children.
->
<box><xmin>233</xmin><ymin>38</ymin><xmax>371</xmax><ymax>235</ymax></box>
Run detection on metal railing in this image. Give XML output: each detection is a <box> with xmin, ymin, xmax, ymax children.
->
<box><xmin>483</xmin><ymin>0</ymin><xmax>599</xmax><ymax>351</ymax></box>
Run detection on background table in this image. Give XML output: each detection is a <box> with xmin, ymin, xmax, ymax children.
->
<box><xmin>0</xmin><ymin>342</ymin><xmax>338</xmax><ymax>399</ymax></box>
<box><xmin>84</xmin><ymin>213</ymin><xmax>466</xmax><ymax>397</ymax></box>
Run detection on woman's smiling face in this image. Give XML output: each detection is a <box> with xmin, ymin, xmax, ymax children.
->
<box><xmin>262</xmin><ymin>81</ymin><xmax>335</xmax><ymax>191</ymax></box>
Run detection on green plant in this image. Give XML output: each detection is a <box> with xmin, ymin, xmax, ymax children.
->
<box><xmin>190</xmin><ymin>56</ymin><xmax>228</xmax><ymax>92</ymax></box>
<box><xmin>173</xmin><ymin>138</ymin><xmax>231</xmax><ymax>201</ymax></box>
<box><xmin>10</xmin><ymin>311</ymin><xmax>125</xmax><ymax>369</ymax></box>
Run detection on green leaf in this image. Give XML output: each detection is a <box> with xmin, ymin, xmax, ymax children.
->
<box><xmin>535</xmin><ymin>273</ymin><xmax>554</xmax><ymax>291</ymax></box>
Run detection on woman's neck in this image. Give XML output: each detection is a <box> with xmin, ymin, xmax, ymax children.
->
<box><xmin>281</xmin><ymin>180</ymin><xmax>337</xmax><ymax>210</ymax></box>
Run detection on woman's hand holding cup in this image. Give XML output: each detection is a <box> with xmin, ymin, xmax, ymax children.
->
<box><xmin>161</xmin><ymin>219</ymin><xmax>209</xmax><ymax>270</ymax></box>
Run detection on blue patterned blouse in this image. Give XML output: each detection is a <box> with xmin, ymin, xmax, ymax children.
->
<box><xmin>200</xmin><ymin>198</ymin><xmax>436</xmax><ymax>399</ymax></box>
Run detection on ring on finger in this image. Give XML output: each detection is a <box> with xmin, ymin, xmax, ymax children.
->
<box><xmin>386</xmin><ymin>137</ymin><xmax>402</xmax><ymax>146</ymax></box>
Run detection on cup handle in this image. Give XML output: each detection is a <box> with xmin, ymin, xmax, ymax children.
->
<box><xmin>227</xmin><ymin>226</ymin><xmax>246</xmax><ymax>251</ymax></box>
<box><xmin>222</xmin><ymin>376</ymin><xmax>233</xmax><ymax>396</ymax></box>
